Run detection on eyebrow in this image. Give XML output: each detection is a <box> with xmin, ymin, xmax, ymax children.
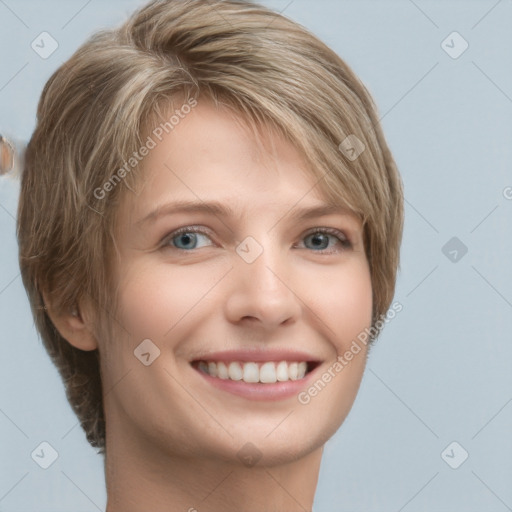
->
<box><xmin>135</xmin><ymin>199</ymin><xmax>355</xmax><ymax>226</ymax></box>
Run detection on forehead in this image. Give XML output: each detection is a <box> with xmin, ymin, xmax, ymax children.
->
<box><xmin>122</xmin><ymin>100</ymin><xmax>351</xmax><ymax>214</ymax></box>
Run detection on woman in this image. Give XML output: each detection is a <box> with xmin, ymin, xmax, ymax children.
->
<box><xmin>17</xmin><ymin>1</ymin><xmax>403</xmax><ymax>510</ymax></box>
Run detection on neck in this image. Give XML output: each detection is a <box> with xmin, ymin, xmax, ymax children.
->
<box><xmin>104</xmin><ymin>427</ymin><xmax>322</xmax><ymax>512</ymax></box>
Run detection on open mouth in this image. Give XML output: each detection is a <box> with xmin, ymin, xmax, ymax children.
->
<box><xmin>191</xmin><ymin>360</ymin><xmax>321</xmax><ymax>384</ymax></box>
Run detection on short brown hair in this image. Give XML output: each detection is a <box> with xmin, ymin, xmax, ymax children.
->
<box><xmin>17</xmin><ymin>0</ymin><xmax>404</xmax><ymax>453</ymax></box>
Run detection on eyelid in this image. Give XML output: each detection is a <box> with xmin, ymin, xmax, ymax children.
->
<box><xmin>303</xmin><ymin>226</ymin><xmax>349</xmax><ymax>241</ymax></box>
<box><xmin>160</xmin><ymin>225</ymin><xmax>215</xmax><ymax>248</ymax></box>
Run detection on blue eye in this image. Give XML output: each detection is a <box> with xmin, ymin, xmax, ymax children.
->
<box><xmin>162</xmin><ymin>226</ymin><xmax>351</xmax><ymax>253</ymax></box>
<box><xmin>301</xmin><ymin>229</ymin><xmax>352</xmax><ymax>253</ymax></box>
<box><xmin>167</xmin><ymin>228</ymin><xmax>213</xmax><ymax>250</ymax></box>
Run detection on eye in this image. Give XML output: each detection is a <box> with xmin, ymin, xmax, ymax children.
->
<box><xmin>299</xmin><ymin>228</ymin><xmax>352</xmax><ymax>254</ymax></box>
<box><xmin>160</xmin><ymin>226</ymin><xmax>352</xmax><ymax>254</ymax></box>
<box><xmin>162</xmin><ymin>226</ymin><xmax>214</xmax><ymax>250</ymax></box>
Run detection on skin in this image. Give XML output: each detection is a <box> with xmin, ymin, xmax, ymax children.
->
<box><xmin>0</xmin><ymin>137</ymin><xmax>13</xmax><ymax>173</ymax></box>
<box><xmin>48</xmin><ymin>99</ymin><xmax>373</xmax><ymax>512</ymax></box>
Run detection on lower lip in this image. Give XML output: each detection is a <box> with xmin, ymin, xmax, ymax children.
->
<box><xmin>192</xmin><ymin>364</ymin><xmax>320</xmax><ymax>401</ymax></box>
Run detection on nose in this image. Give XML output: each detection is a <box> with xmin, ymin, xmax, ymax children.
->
<box><xmin>223</xmin><ymin>237</ymin><xmax>302</xmax><ymax>329</ymax></box>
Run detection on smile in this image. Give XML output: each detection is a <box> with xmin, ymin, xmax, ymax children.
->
<box><xmin>190</xmin><ymin>351</ymin><xmax>322</xmax><ymax>401</ymax></box>
<box><xmin>195</xmin><ymin>360</ymin><xmax>311</xmax><ymax>383</ymax></box>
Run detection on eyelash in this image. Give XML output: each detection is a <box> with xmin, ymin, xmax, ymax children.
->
<box><xmin>161</xmin><ymin>226</ymin><xmax>352</xmax><ymax>254</ymax></box>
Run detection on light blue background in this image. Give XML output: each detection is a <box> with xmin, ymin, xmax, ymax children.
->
<box><xmin>1</xmin><ymin>1</ymin><xmax>511</xmax><ymax>511</ymax></box>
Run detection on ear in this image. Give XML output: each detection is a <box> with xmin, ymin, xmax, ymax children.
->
<box><xmin>42</xmin><ymin>291</ymin><xmax>98</xmax><ymax>351</ymax></box>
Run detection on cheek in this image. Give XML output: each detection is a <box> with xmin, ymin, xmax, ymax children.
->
<box><xmin>115</xmin><ymin>254</ymin><xmax>373</xmax><ymax>347</ymax></box>
<box><xmin>115</xmin><ymin>260</ymin><xmax>215</xmax><ymax>340</ymax></box>
<box><xmin>298</xmin><ymin>260</ymin><xmax>372</xmax><ymax>428</ymax></box>
<box><xmin>303</xmin><ymin>258</ymin><xmax>373</xmax><ymax>348</ymax></box>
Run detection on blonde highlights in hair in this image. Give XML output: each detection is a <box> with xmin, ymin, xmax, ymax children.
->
<box><xmin>17</xmin><ymin>0</ymin><xmax>403</xmax><ymax>452</ymax></box>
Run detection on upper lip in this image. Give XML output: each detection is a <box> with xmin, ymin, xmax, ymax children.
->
<box><xmin>190</xmin><ymin>349</ymin><xmax>322</xmax><ymax>363</ymax></box>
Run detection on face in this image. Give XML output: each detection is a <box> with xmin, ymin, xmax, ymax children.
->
<box><xmin>100</xmin><ymin>99</ymin><xmax>373</xmax><ymax>466</ymax></box>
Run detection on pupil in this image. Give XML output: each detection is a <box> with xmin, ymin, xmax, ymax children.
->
<box><xmin>177</xmin><ymin>233</ymin><xmax>195</xmax><ymax>248</ymax></box>
<box><xmin>311</xmin><ymin>233</ymin><xmax>327</xmax><ymax>249</ymax></box>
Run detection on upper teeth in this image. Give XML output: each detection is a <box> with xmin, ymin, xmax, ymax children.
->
<box><xmin>197</xmin><ymin>361</ymin><xmax>308</xmax><ymax>383</ymax></box>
